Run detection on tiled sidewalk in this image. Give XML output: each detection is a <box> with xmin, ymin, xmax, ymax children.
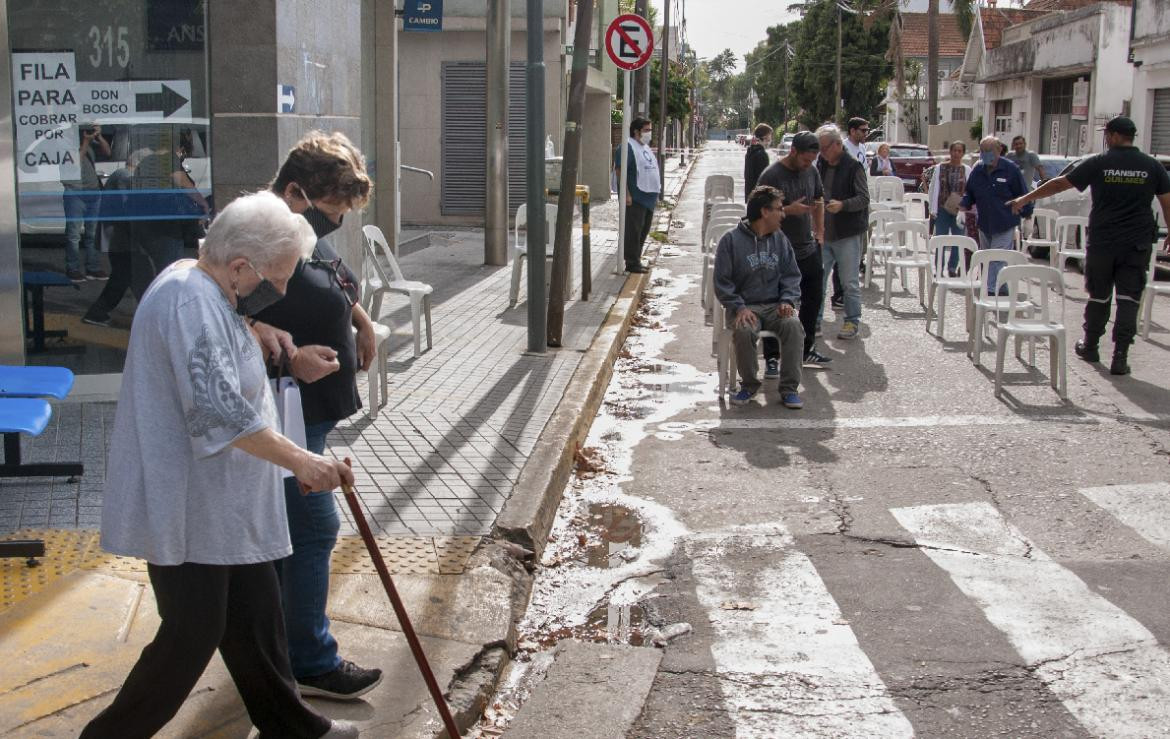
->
<box><xmin>0</xmin><ymin>154</ymin><xmax>691</xmax><ymax>539</ymax></box>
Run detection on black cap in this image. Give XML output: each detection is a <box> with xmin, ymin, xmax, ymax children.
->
<box><xmin>1105</xmin><ymin>116</ymin><xmax>1137</xmax><ymax>137</ymax></box>
<box><xmin>791</xmin><ymin>131</ymin><xmax>819</xmax><ymax>153</ymax></box>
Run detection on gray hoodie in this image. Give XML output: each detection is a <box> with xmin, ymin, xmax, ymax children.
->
<box><xmin>713</xmin><ymin>219</ymin><xmax>802</xmax><ymax>314</ymax></box>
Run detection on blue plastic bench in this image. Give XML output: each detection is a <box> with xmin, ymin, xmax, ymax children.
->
<box><xmin>0</xmin><ymin>365</ymin><xmax>75</xmax><ymax>399</ymax></box>
<box><xmin>22</xmin><ymin>271</ymin><xmax>79</xmax><ymax>352</ymax></box>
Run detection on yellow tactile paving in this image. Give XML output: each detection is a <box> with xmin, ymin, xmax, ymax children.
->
<box><xmin>0</xmin><ymin>530</ymin><xmax>480</xmax><ymax>612</ymax></box>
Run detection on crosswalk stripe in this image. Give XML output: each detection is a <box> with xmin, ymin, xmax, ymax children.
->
<box><xmin>1081</xmin><ymin>482</ymin><xmax>1170</xmax><ymax>552</ymax></box>
<box><xmin>687</xmin><ymin>527</ymin><xmax>914</xmax><ymax>738</ymax></box>
<box><xmin>891</xmin><ymin>502</ymin><xmax>1170</xmax><ymax>738</ymax></box>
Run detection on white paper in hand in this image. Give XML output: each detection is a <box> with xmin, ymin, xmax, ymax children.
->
<box><xmin>270</xmin><ymin>376</ymin><xmax>306</xmax><ymax>479</ymax></box>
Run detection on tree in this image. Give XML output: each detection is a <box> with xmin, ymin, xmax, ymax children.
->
<box><xmin>648</xmin><ymin>58</ymin><xmax>694</xmax><ymax>127</ymax></box>
<box><xmin>928</xmin><ymin>0</ymin><xmax>938</xmax><ymax>127</ymax></box>
<box><xmin>791</xmin><ymin>0</ymin><xmax>891</xmax><ymax>128</ymax></box>
<box><xmin>747</xmin><ymin>24</ymin><xmax>800</xmax><ymax>131</ymax></box>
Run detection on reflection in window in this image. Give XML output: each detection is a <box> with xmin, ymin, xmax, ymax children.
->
<box><xmin>7</xmin><ymin>0</ymin><xmax>210</xmax><ymax>373</ymax></box>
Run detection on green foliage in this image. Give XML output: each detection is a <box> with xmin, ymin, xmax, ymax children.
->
<box><xmin>969</xmin><ymin>116</ymin><xmax>983</xmax><ymax>141</ymax></box>
<box><xmin>750</xmin><ymin>23</ymin><xmax>801</xmax><ymax>132</ymax></box>
<box><xmin>790</xmin><ymin>0</ymin><xmax>892</xmax><ymax>129</ymax></box>
<box><xmin>648</xmin><ymin>59</ymin><xmax>694</xmax><ymax>124</ymax></box>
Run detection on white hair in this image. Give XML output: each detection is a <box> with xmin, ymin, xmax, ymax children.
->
<box><xmin>979</xmin><ymin>135</ymin><xmax>1001</xmax><ymax>151</ymax></box>
<box><xmin>200</xmin><ymin>191</ymin><xmax>316</xmax><ymax>268</ymax></box>
<box><xmin>815</xmin><ymin>123</ymin><xmax>843</xmax><ymax>145</ymax></box>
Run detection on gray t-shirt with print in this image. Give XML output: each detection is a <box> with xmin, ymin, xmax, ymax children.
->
<box><xmin>100</xmin><ymin>262</ymin><xmax>290</xmax><ymax>566</ymax></box>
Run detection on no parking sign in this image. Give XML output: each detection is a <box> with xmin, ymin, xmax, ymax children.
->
<box><xmin>605</xmin><ymin>13</ymin><xmax>654</xmax><ymax>72</ymax></box>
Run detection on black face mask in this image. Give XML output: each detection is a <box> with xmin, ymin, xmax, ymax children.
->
<box><xmin>302</xmin><ymin>205</ymin><xmax>342</xmax><ymax>239</ymax></box>
<box><xmin>235</xmin><ymin>263</ymin><xmax>284</xmax><ymax>317</ymax></box>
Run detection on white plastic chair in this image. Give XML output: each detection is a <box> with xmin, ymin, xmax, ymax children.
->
<box><xmin>510</xmin><ymin>202</ymin><xmax>561</xmax><ymax>308</ymax></box>
<box><xmin>968</xmin><ymin>248</ymin><xmax>1032</xmax><ymax>367</ymax></box>
<box><xmin>902</xmin><ymin>193</ymin><xmax>930</xmax><ymax>222</ymax></box>
<box><xmin>1052</xmin><ymin>216</ymin><xmax>1088</xmax><ymax>272</ymax></box>
<box><xmin>707</xmin><ymin>201</ymin><xmax>745</xmax><ymax>231</ymax></box>
<box><xmin>874</xmin><ymin>176</ymin><xmax>904</xmax><ymax>203</ymax></box>
<box><xmin>357</xmin><ymin>235</ymin><xmax>392</xmax><ymax>418</ymax></box>
<box><xmin>993</xmin><ymin>264</ymin><xmax>1067</xmax><ymax>400</ymax></box>
<box><xmin>863</xmin><ymin>210</ymin><xmax>901</xmax><ymax>288</ymax></box>
<box><xmin>1138</xmin><ymin>247</ymin><xmax>1170</xmax><ymax>340</ymax></box>
<box><xmin>701</xmin><ymin>220</ymin><xmax>739</xmax><ymax>313</ymax></box>
<box><xmin>702</xmin><ymin>175</ymin><xmax>736</xmax><ymax>237</ymax></box>
<box><xmin>712</xmin><ymin>302</ymin><xmax>779</xmax><ymax>398</ymax></box>
<box><xmin>882</xmin><ymin>221</ymin><xmax>930</xmax><ymax>308</ymax></box>
<box><xmin>362</xmin><ymin>225</ymin><xmax>433</xmax><ymax>358</ymax></box>
<box><xmin>1023</xmin><ymin>208</ymin><xmax>1059</xmax><ymax>260</ymax></box>
<box><xmin>925</xmin><ymin>235</ymin><xmax>978</xmax><ymax>339</ymax></box>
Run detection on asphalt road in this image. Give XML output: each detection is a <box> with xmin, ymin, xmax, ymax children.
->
<box><xmin>504</xmin><ymin>143</ymin><xmax>1170</xmax><ymax>739</ymax></box>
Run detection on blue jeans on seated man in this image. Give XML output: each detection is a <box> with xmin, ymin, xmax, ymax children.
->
<box><xmin>819</xmin><ymin>235</ymin><xmax>862</xmax><ymax>327</ymax></box>
<box><xmin>278</xmin><ymin>419</ymin><xmax>341</xmax><ymax>680</ymax></box>
<box><xmin>978</xmin><ymin>228</ymin><xmax>1016</xmax><ymax>295</ymax></box>
<box><xmin>934</xmin><ymin>210</ymin><xmax>965</xmax><ymax>272</ymax></box>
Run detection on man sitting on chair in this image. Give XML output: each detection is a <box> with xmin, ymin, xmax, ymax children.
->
<box><xmin>714</xmin><ymin>185</ymin><xmax>805</xmax><ymax>409</ymax></box>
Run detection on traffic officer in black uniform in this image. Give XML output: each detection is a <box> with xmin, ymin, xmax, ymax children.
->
<box><xmin>1009</xmin><ymin>116</ymin><xmax>1170</xmax><ymax>375</ymax></box>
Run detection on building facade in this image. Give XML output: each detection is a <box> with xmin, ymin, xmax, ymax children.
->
<box><xmin>1128</xmin><ymin>0</ymin><xmax>1170</xmax><ymax>156</ymax></box>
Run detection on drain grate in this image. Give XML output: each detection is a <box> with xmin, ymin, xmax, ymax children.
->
<box><xmin>1</xmin><ymin>530</ymin><xmax>481</xmax><ymax>612</ymax></box>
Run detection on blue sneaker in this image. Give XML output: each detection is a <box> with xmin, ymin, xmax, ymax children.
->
<box><xmin>781</xmin><ymin>392</ymin><xmax>804</xmax><ymax>409</ymax></box>
<box><xmin>729</xmin><ymin>388</ymin><xmax>757</xmax><ymax>406</ymax></box>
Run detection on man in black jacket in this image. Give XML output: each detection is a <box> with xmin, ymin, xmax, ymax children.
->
<box><xmin>743</xmin><ymin>123</ymin><xmax>773</xmax><ymax>200</ymax></box>
<box><xmin>815</xmin><ymin>124</ymin><xmax>869</xmax><ymax>340</ymax></box>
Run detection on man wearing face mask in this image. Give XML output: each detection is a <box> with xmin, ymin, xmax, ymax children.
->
<box><xmin>249</xmin><ymin>131</ymin><xmax>384</xmax><ymax>701</ymax></box>
<box><xmin>960</xmin><ymin>135</ymin><xmax>1032</xmax><ymax>292</ymax></box>
<box><xmin>613</xmin><ymin>116</ymin><xmax>661</xmax><ymax>272</ymax></box>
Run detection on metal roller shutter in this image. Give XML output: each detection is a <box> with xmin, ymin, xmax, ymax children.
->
<box><xmin>1150</xmin><ymin>88</ymin><xmax>1170</xmax><ymax>157</ymax></box>
<box><xmin>440</xmin><ymin>61</ymin><xmax>528</xmax><ymax>216</ymax></box>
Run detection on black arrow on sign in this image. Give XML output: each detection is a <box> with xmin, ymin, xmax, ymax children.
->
<box><xmin>135</xmin><ymin>83</ymin><xmax>189</xmax><ymax>118</ymax></box>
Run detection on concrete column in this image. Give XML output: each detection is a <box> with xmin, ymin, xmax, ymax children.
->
<box><xmin>373</xmin><ymin>0</ymin><xmax>399</xmax><ymax>252</ymax></box>
<box><xmin>485</xmin><ymin>0</ymin><xmax>510</xmax><ymax>266</ymax></box>
<box><xmin>208</xmin><ymin>0</ymin><xmax>364</xmax><ymax>266</ymax></box>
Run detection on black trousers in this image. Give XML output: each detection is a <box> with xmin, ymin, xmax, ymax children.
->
<box><xmin>83</xmin><ymin>251</ymin><xmax>154</xmax><ymax>321</ymax></box>
<box><xmin>80</xmin><ymin>561</ymin><xmax>332</xmax><ymax>739</ymax></box>
<box><xmin>763</xmin><ymin>247</ymin><xmax>823</xmax><ymax>359</ymax></box>
<box><xmin>624</xmin><ymin>201</ymin><xmax>655</xmax><ymax>268</ymax></box>
<box><xmin>1083</xmin><ymin>244</ymin><xmax>1150</xmax><ymax>351</ymax></box>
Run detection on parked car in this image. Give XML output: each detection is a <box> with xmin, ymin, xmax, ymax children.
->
<box><xmin>777</xmin><ymin>132</ymin><xmax>795</xmax><ymax>157</ymax></box>
<box><xmin>1034</xmin><ymin>155</ymin><xmax>1079</xmax><ymax>185</ymax></box>
<box><xmin>865</xmin><ymin>141</ymin><xmax>935</xmax><ymax>191</ymax></box>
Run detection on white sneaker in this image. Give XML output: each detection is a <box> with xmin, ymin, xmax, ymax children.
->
<box><xmin>321</xmin><ymin>720</ymin><xmax>359</xmax><ymax>738</ymax></box>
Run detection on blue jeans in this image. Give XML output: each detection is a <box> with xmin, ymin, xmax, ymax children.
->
<box><xmin>63</xmin><ymin>192</ymin><xmax>100</xmax><ymax>272</ymax></box>
<box><xmin>820</xmin><ymin>234</ymin><xmax>862</xmax><ymax>324</ymax></box>
<box><xmin>278</xmin><ymin>419</ymin><xmax>341</xmax><ymax>679</ymax></box>
<box><xmin>934</xmin><ymin>210</ymin><xmax>964</xmax><ymax>271</ymax></box>
<box><xmin>978</xmin><ymin>229</ymin><xmax>1016</xmax><ymax>294</ymax></box>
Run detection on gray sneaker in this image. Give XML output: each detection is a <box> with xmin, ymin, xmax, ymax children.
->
<box><xmin>837</xmin><ymin>321</ymin><xmax>859</xmax><ymax>340</ymax></box>
<box><xmin>321</xmin><ymin>720</ymin><xmax>360</xmax><ymax>738</ymax></box>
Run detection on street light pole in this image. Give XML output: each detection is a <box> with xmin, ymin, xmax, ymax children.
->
<box><xmin>657</xmin><ymin>0</ymin><xmax>670</xmax><ymax>191</ymax></box>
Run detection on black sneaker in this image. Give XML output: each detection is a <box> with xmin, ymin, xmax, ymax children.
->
<box><xmin>1110</xmin><ymin>354</ymin><xmax>1131</xmax><ymax>376</ymax></box>
<box><xmin>67</xmin><ymin>269</ymin><xmax>85</xmax><ymax>283</ymax></box>
<box><xmin>298</xmin><ymin>659</ymin><xmax>383</xmax><ymax>701</ymax></box>
<box><xmin>1074</xmin><ymin>340</ymin><xmax>1100</xmax><ymax>363</ymax></box>
<box><xmin>763</xmin><ymin>357</ymin><xmax>779</xmax><ymax>379</ymax></box>
<box><xmin>804</xmin><ymin>349</ymin><xmax>832</xmax><ymax>368</ymax></box>
<box><xmin>81</xmin><ymin>315</ymin><xmax>112</xmax><ymax>328</ymax></box>
<box><xmin>830</xmin><ymin>295</ymin><xmax>844</xmax><ymax>309</ymax></box>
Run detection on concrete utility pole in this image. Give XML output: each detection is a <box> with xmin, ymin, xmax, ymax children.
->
<box><xmin>634</xmin><ymin>0</ymin><xmax>650</xmax><ymax>115</ymax></box>
<box><xmin>485</xmin><ymin>0</ymin><xmax>510</xmax><ymax>266</ymax></box>
<box><xmin>657</xmin><ymin>0</ymin><xmax>670</xmax><ymax>191</ymax></box>
<box><xmin>836</xmin><ymin>3</ymin><xmax>843</xmax><ymax>124</ymax></box>
<box><xmin>548</xmin><ymin>0</ymin><xmax>594</xmax><ymax>346</ymax></box>
<box><xmin>525</xmin><ymin>0</ymin><xmax>546</xmax><ymax>353</ymax></box>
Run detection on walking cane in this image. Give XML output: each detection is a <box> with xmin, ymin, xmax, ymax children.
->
<box><xmin>338</xmin><ymin>459</ymin><xmax>461</xmax><ymax>738</ymax></box>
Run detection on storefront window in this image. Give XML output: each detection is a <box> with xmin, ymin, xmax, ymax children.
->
<box><xmin>7</xmin><ymin>0</ymin><xmax>210</xmax><ymax>373</ymax></box>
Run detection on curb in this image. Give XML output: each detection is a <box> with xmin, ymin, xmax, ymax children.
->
<box><xmin>493</xmin><ymin>154</ymin><xmax>697</xmax><ymax>559</ymax></box>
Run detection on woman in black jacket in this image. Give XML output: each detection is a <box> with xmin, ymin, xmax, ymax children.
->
<box><xmin>743</xmin><ymin>123</ymin><xmax>773</xmax><ymax>200</ymax></box>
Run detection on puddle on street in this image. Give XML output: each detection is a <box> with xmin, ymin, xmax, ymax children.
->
<box><xmin>584</xmin><ymin>504</ymin><xmax>643</xmax><ymax>569</ymax></box>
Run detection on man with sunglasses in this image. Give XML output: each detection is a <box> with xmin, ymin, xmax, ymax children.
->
<box><xmin>251</xmin><ymin>131</ymin><xmax>384</xmax><ymax>701</ymax></box>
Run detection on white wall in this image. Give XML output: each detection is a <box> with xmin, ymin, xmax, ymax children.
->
<box><xmin>1130</xmin><ymin>34</ymin><xmax>1170</xmax><ymax>156</ymax></box>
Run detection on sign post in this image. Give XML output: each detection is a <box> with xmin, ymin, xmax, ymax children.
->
<box><xmin>605</xmin><ymin>13</ymin><xmax>654</xmax><ymax>275</ymax></box>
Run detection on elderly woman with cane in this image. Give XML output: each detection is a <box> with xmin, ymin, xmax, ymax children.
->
<box><xmin>81</xmin><ymin>191</ymin><xmax>358</xmax><ymax>739</ymax></box>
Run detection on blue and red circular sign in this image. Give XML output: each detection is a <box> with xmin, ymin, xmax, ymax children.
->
<box><xmin>605</xmin><ymin>13</ymin><xmax>655</xmax><ymax>72</ymax></box>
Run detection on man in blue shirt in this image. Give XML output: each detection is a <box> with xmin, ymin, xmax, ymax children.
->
<box><xmin>960</xmin><ymin>135</ymin><xmax>1032</xmax><ymax>291</ymax></box>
